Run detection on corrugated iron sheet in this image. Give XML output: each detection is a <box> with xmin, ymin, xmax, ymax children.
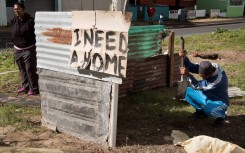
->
<box><xmin>119</xmin><ymin>53</ymin><xmax>182</xmax><ymax>97</ymax></box>
<box><xmin>35</xmin><ymin>12</ymin><xmax>181</xmax><ymax>97</ymax></box>
<box><xmin>35</xmin><ymin>12</ymin><xmax>72</xmax><ymax>76</ymax></box>
<box><xmin>35</xmin><ymin>12</ymin><xmax>121</xmax><ymax>84</ymax></box>
<box><xmin>128</xmin><ymin>25</ymin><xmax>164</xmax><ymax>60</ymax></box>
<box><xmin>119</xmin><ymin>55</ymin><xmax>169</xmax><ymax>97</ymax></box>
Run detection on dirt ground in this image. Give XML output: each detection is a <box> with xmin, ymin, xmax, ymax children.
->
<box><xmin>0</xmin><ymin>51</ymin><xmax>245</xmax><ymax>152</ymax></box>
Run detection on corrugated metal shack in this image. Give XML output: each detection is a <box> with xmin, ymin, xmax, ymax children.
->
<box><xmin>35</xmin><ymin>11</ymin><xmax>181</xmax><ymax>147</ymax></box>
<box><xmin>120</xmin><ymin>26</ymin><xmax>181</xmax><ymax>97</ymax></box>
<box><xmin>36</xmin><ymin>12</ymin><xmax>121</xmax><ymax>147</ymax></box>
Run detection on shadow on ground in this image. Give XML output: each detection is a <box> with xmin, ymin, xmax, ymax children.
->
<box><xmin>116</xmin><ymin>88</ymin><xmax>245</xmax><ymax>148</ymax></box>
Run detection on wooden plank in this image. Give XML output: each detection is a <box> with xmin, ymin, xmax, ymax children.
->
<box><xmin>168</xmin><ymin>32</ymin><xmax>175</xmax><ymax>87</ymax></box>
<box><xmin>108</xmin><ymin>83</ymin><xmax>119</xmax><ymax>147</ymax></box>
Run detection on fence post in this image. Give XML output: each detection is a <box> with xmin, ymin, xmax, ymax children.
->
<box><xmin>168</xmin><ymin>32</ymin><xmax>175</xmax><ymax>87</ymax></box>
<box><xmin>108</xmin><ymin>83</ymin><xmax>119</xmax><ymax>147</ymax></box>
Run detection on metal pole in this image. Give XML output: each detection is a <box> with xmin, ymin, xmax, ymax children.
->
<box><xmin>57</xmin><ymin>0</ymin><xmax>62</xmax><ymax>11</ymax></box>
<box><xmin>123</xmin><ymin>0</ymin><xmax>128</xmax><ymax>13</ymax></box>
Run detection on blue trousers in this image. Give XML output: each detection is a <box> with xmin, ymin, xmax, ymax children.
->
<box><xmin>185</xmin><ymin>87</ymin><xmax>227</xmax><ymax>119</ymax></box>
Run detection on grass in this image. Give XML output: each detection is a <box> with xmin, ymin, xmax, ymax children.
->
<box><xmin>228</xmin><ymin>104</ymin><xmax>245</xmax><ymax>115</ymax></box>
<box><xmin>118</xmin><ymin>89</ymin><xmax>194</xmax><ymax>118</ymax></box>
<box><xmin>0</xmin><ymin>72</ymin><xmax>20</xmax><ymax>94</ymax></box>
<box><xmin>224</xmin><ymin>61</ymin><xmax>245</xmax><ymax>90</ymax></box>
<box><xmin>0</xmin><ymin>48</ymin><xmax>18</xmax><ymax>72</ymax></box>
<box><xmin>0</xmin><ymin>104</ymin><xmax>42</xmax><ymax>132</ymax></box>
<box><xmin>0</xmin><ymin>48</ymin><xmax>20</xmax><ymax>94</ymax></box>
<box><xmin>0</xmin><ymin>49</ymin><xmax>42</xmax><ymax>133</ymax></box>
<box><xmin>163</xmin><ymin>27</ymin><xmax>245</xmax><ymax>53</ymax></box>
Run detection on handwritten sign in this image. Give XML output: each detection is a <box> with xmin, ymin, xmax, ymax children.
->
<box><xmin>69</xmin><ymin>11</ymin><xmax>132</xmax><ymax>78</ymax></box>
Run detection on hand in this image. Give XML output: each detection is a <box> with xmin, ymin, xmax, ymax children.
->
<box><xmin>179</xmin><ymin>49</ymin><xmax>187</xmax><ymax>57</ymax></box>
<box><xmin>179</xmin><ymin>67</ymin><xmax>190</xmax><ymax>76</ymax></box>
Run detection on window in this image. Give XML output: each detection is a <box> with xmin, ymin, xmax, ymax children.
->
<box><xmin>229</xmin><ymin>0</ymin><xmax>243</xmax><ymax>6</ymax></box>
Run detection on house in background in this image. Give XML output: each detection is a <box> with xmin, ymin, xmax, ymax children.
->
<box><xmin>4</xmin><ymin>0</ymin><xmax>127</xmax><ymax>24</ymax></box>
<box><xmin>156</xmin><ymin>0</ymin><xmax>196</xmax><ymax>9</ymax></box>
<box><xmin>197</xmin><ymin>0</ymin><xmax>244</xmax><ymax>17</ymax></box>
<box><xmin>3</xmin><ymin>0</ymin><xmax>245</xmax><ymax>26</ymax></box>
<box><xmin>127</xmin><ymin>0</ymin><xmax>197</xmax><ymax>21</ymax></box>
<box><xmin>5</xmin><ymin>0</ymin><xmax>56</xmax><ymax>23</ymax></box>
<box><xmin>137</xmin><ymin>0</ymin><xmax>196</xmax><ymax>9</ymax></box>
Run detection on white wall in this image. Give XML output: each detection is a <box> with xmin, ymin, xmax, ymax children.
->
<box><xmin>61</xmin><ymin>0</ymin><xmax>112</xmax><ymax>11</ymax></box>
<box><xmin>0</xmin><ymin>0</ymin><xmax>7</xmax><ymax>26</ymax></box>
<box><xmin>169</xmin><ymin>10</ymin><xmax>206</xmax><ymax>19</ymax></box>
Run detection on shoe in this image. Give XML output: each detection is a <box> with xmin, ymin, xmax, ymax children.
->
<box><xmin>27</xmin><ymin>90</ymin><xmax>35</xmax><ymax>96</ymax></box>
<box><xmin>192</xmin><ymin>111</ymin><xmax>206</xmax><ymax>119</ymax></box>
<box><xmin>213</xmin><ymin>117</ymin><xmax>224</xmax><ymax>128</ymax></box>
<box><xmin>17</xmin><ymin>87</ymin><xmax>27</xmax><ymax>94</ymax></box>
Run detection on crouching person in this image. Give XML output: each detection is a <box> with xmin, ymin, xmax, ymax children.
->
<box><xmin>179</xmin><ymin>50</ymin><xmax>229</xmax><ymax>127</ymax></box>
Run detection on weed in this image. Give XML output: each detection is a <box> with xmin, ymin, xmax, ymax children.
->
<box><xmin>214</xmin><ymin>27</ymin><xmax>229</xmax><ymax>33</ymax></box>
<box><xmin>161</xmin><ymin>27</ymin><xmax>245</xmax><ymax>53</ymax></box>
<box><xmin>0</xmin><ymin>48</ymin><xmax>17</xmax><ymax>72</ymax></box>
<box><xmin>224</xmin><ymin>61</ymin><xmax>245</xmax><ymax>90</ymax></box>
<box><xmin>0</xmin><ymin>49</ymin><xmax>20</xmax><ymax>94</ymax></box>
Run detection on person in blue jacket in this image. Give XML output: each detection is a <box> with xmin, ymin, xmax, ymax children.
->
<box><xmin>179</xmin><ymin>50</ymin><xmax>229</xmax><ymax>127</ymax></box>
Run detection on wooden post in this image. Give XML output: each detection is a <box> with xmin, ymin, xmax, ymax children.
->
<box><xmin>108</xmin><ymin>83</ymin><xmax>119</xmax><ymax>147</ymax></box>
<box><xmin>168</xmin><ymin>32</ymin><xmax>175</xmax><ymax>87</ymax></box>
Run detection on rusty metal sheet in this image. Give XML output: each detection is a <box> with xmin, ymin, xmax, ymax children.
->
<box><xmin>35</xmin><ymin>12</ymin><xmax>122</xmax><ymax>84</ymax></box>
<box><xmin>119</xmin><ymin>53</ymin><xmax>181</xmax><ymax>97</ymax></box>
<box><xmin>119</xmin><ymin>55</ymin><xmax>169</xmax><ymax>97</ymax></box>
<box><xmin>42</xmin><ymin>28</ymin><xmax>72</xmax><ymax>45</ymax></box>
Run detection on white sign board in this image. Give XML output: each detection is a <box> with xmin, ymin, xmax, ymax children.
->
<box><xmin>69</xmin><ymin>11</ymin><xmax>132</xmax><ymax>78</ymax></box>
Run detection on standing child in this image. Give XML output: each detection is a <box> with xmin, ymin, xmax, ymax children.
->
<box><xmin>159</xmin><ymin>13</ymin><xmax>164</xmax><ymax>25</ymax></box>
<box><xmin>147</xmin><ymin>6</ymin><xmax>155</xmax><ymax>25</ymax></box>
